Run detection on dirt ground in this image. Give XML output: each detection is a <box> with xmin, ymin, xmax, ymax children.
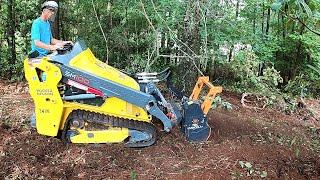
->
<box><xmin>0</xmin><ymin>81</ymin><xmax>320</xmax><ymax>179</ymax></box>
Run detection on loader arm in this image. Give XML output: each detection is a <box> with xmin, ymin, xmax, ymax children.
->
<box><xmin>190</xmin><ymin>77</ymin><xmax>223</xmax><ymax>115</ymax></box>
<box><xmin>58</xmin><ymin>65</ymin><xmax>174</xmax><ymax>132</ymax></box>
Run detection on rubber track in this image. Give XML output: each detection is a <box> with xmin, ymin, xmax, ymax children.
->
<box><xmin>64</xmin><ymin>110</ymin><xmax>157</xmax><ymax>147</ymax></box>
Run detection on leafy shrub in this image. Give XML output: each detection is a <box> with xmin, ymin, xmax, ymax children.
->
<box><xmin>285</xmin><ymin>68</ymin><xmax>320</xmax><ymax>98</ymax></box>
<box><xmin>218</xmin><ymin>50</ymin><xmax>283</xmax><ymax>99</ymax></box>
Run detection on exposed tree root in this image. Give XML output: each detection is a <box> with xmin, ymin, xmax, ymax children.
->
<box><xmin>241</xmin><ymin>93</ymin><xmax>268</xmax><ymax>110</ymax></box>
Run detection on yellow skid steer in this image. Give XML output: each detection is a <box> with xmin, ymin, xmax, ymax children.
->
<box><xmin>24</xmin><ymin>40</ymin><xmax>222</xmax><ymax>147</ymax></box>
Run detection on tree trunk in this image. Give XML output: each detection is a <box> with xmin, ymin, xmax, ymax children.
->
<box><xmin>228</xmin><ymin>45</ymin><xmax>234</xmax><ymax>62</ymax></box>
<box><xmin>102</xmin><ymin>0</ymin><xmax>113</xmax><ymax>62</ymax></box>
<box><xmin>183</xmin><ymin>0</ymin><xmax>201</xmax><ymax>54</ymax></box>
<box><xmin>292</xmin><ymin>24</ymin><xmax>306</xmax><ymax>80</ymax></box>
<box><xmin>281</xmin><ymin>14</ymin><xmax>285</xmax><ymax>39</ymax></box>
<box><xmin>261</xmin><ymin>2</ymin><xmax>264</xmax><ymax>35</ymax></box>
<box><xmin>7</xmin><ymin>0</ymin><xmax>16</xmax><ymax>78</ymax></box>
<box><xmin>183</xmin><ymin>1</ymin><xmax>191</xmax><ymax>48</ymax></box>
<box><xmin>0</xmin><ymin>2</ymin><xmax>3</xmax><ymax>59</ymax></box>
<box><xmin>266</xmin><ymin>8</ymin><xmax>270</xmax><ymax>35</ymax></box>
<box><xmin>193</xmin><ymin>0</ymin><xmax>201</xmax><ymax>54</ymax></box>
<box><xmin>277</xmin><ymin>11</ymin><xmax>280</xmax><ymax>37</ymax></box>
<box><xmin>253</xmin><ymin>7</ymin><xmax>257</xmax><ymax>34</ymax></box>
<box><xmin>236</xmin><ymin>0</ymin><xmax>240</xmax><ymax>19</ymax></box>
<box><xmin>125</xmin><ymin>2</ymin><xmax>129</xmax><ymax>57</ymax></box>
<box><xmin>108</xmin><ymin>0</ymin><xmax>113</xmax><ymax>29</ymax></box>
<box><xmin>52</xmin><ymin>0</ymin><xmax>60</xmax><ymax>39</ymax></box>
<box><xmin>60</xmin><ymin>1</ymin><xmax>65</xmax><ymax>40</ymax></box>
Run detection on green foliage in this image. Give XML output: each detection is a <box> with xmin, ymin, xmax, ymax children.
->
<box><xmin>252</xmin><ymin>37</ymin><xmax>281</xmax><ymax>63</ymax></box>
<box><xmin>239</xmin><ymin>161</ymin><xmax>268</xmax><ymax>178</ymax></box>
<box><xmin>285</xmin><ymin>73</ymin><xmax>320</xmax><ymax>98</ymax></box>
<box><xmin>0</xmin><ymin>0</ymin><xmax>39</xmax><ymax>80</ymax></box>
<box><xmin>271</xmin><ymin>1</ymin><xmax>282</xmax><ymax>12</ymax></box>
<box><xmin>308</xmin><ymin>127</ymin><xmax>320</xmax><ymax>152</ymax></box>
<box><xmin>222</xmin><ymin>50</ymin><xmax>283</xmax><ymax>98</ymax></box>
<box><xmin>0</xmin><ymin>0</ymin><xmax>319</xmax><ymax>99</ymax></box>
<box><xmin>284</xmin><ymin>32</ymin><xmax>320</xmax><ymax>98</ymax></box>
<box><xmin>130</xmin><ymin>170</ymin><xmax>137</xmax><ymax>180</ymax></box>
<box><xmin>308</xmin><ymin>64</ymin><xmax>320</xmax><ymax>76</ymax></box>
<box><xmin>212</xmin><ymin>96</ymin><xmax>233</xmax><ymax>110</ymax></box>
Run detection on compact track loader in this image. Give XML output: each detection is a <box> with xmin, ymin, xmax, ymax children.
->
<box><xmin>24</xmin><ymin>40</ymin><xmax>222</xmax><ymax>147</ymax></box>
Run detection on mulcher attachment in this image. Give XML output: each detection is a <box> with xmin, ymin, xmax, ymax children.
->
<box><xmin>181</xmin><ymin>101</ymin><xmax>211</xmax><ymax>141</ymax></box>
<box><xmin>137</xmin><ymin>68</ymin><xmax>222</xmax><ymax>142</ymax></box>
<box><xmin>179</xmin><ymin>76</ymin><xmax>222</xmax><ymax>142</ymax></box>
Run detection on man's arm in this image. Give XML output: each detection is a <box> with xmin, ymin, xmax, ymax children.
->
<box><xmin>51</xmin><ymin>38</ymin><xmax>63</xmax><ymax>45</ymax></box>
<box><xmin>51</xmin><ymin>38</ymin><xmax>72</xmax><ymax>45</ymax></box>
<box><xmin>34</xmin><ymin>40</ymin><xmax>61</xmax><ymax>51</ymax></box>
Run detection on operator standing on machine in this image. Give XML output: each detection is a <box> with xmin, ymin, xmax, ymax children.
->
<box><xmin>29</xmin><ymin>1</ymin><xmax>72</xmax><ymax>127</ymax></box>
<box><xmin>30</xmin><ymin>1</ymin><xmax>72</xmax><ymax>57</ymax></box>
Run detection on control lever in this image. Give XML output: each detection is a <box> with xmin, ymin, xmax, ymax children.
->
<box><xmin>57</xmin><ymin>43</ymin><xmax>74</xmax><ymax>55</ymax></box>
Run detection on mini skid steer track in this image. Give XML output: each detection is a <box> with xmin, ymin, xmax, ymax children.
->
<box><xmin>24</xmin><ymin>40</ymin><xmax>222</xmax><ymax>147</ymax></box>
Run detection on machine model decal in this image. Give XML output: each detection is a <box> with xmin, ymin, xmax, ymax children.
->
<box><xmin>65</xmin><ymin>71</ymin><xmax>90</xmax><ymax>85</ymax></box>
<box><xmin>36</xmin><ymin>89</ymin><xmax>53</xmax><ymax>96</ymax></box>
<box><xmin>39</xmin><ymin>109</ymin><xmax>50</xmax><ymax>114</ymax></box>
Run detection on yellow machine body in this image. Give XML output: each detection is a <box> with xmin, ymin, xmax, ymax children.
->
<box><xmin>24</xmin><ymin>49</ymin><xmax>150</xmax><ymax>143</ymax></box>
<box><xmin>24</xmin><ymin>57</ymin><xmax>64</xmax><ymax>136</ymax></box>
<box><xmin>69</xmin><ymin>128</ymin><xmax>129</xmax><ymax>143</ymax></box>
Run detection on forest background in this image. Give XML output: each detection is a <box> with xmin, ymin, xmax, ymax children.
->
<box><xmin>0</xmin><ymin>0</ymin><xmax>319</xmax><ymax>109</ymax></box>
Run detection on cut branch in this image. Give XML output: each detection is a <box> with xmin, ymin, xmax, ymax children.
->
<box><xmin>295</xmin><ymin>17</ymin><xmax>320</xmax><ymax>36</ymax></box>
